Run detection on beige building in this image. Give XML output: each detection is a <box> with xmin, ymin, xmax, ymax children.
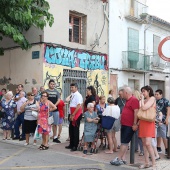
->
<box><xmin>0</xmin><ymin>0</ymin><xmax>109</xmax><ymax>99</ymax></box>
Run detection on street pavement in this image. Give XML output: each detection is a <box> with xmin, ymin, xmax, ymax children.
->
<box><xmin>0</xmin><ymin>123</ymin><xmax>170</xmax><ymax>170</ymax></box>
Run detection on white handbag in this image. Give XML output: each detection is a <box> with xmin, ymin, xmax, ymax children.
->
<box><xmin>32</xmin><ymin>111</ymin><xmax>38</xmax><ymax>118</ymax></box>
<box><xmin>48</xmin><ymin>116</ymin><xmax>54</xmax><ymax>125</ymax></box>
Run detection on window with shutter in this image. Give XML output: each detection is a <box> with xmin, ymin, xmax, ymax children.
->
<box><xmin>69</xmin><ymin>11</ymin><xmax>87</xmax><ymax>44</ymax></box>
<box><xmin>128</xmin><ymin>28</ymin><xmax>139</xmax><ymax>69</ymax></box>
<box><xmin>153</xmin><ymin>35</ymin><xmax>160</xmax><ymax>65</ymax></box>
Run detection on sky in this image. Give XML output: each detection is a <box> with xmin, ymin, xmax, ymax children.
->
<box><xmin>146</xmin><ymin>0</ymin><xmax>170</xmax><ymax>22</ymax></box>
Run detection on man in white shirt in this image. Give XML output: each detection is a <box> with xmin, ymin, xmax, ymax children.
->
<box><xmin>65</xmin><ymin>83</ymin><xmax>83</xmax><ymax>151</ymax></box>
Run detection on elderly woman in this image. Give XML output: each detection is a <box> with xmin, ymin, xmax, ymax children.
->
<box><xmin>20</xmin><ymin>92</ymin><xmax>39</xmax><ymax>146</ymax></box>
<box><xmin>38</xmin><ymin>91</ymin><xmax>56</xmax><ymax>150</ymax></box>
<box><xmin>83</xmin><ymin>103</ymin><xmax>99</xmax><ymax>154</ymax></box>
<box><xmin>0</xmin><ymin>91</ymin><xmax>16</xmax><ymax>140</ymax></box>
<box><xmin>102</xmin><ymin>97</ymin><xmax>120</xmax><ymax>154</ymax></box>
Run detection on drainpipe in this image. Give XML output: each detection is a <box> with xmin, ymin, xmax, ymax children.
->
<box><xmin>102</xmin><ymin>1</ymin><xmax>110</xmax><ymax>92</ymax></box>
<box><xmin>144</xmin><ymin>15</ymin><xmax>153</xmax><ymax>85</ymax></box>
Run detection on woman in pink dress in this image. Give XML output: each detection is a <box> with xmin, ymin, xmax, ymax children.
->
<box><xmin>38</xmin><ymin>91</ymin><xmax>56</xmax><ymax>150</ymax></box>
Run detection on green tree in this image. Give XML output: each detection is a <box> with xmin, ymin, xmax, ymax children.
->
<box><xmin>0</xmin><ymin>0</ymin><xmax>54</xmax><ymax>55</ymax></box>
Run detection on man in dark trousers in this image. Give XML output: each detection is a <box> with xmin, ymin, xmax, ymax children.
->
<box><xmin>65</xmin><ymin>83</ymin><xmax>83</xmax><ymax>151</ymax></box>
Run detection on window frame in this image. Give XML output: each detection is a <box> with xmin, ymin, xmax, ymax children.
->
<box><xmin>69</xmin><ymin>14</ymin><xmax>82</xmax><ymax>44</ymax></box>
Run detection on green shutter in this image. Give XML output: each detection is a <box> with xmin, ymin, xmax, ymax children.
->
<box><xmin>128</xmin><ymin>28</ymin><xmax>139</xmax><ymax>68</ymax></box>
<box><xmin>128</xmin><ymin>28</ymin><xmax>139</xmax><ymax>52</ymax></box>
<box><xmin>153</xmin><ymin>35</ymin><xmax>160</xmax><ymax>63</ymax></box>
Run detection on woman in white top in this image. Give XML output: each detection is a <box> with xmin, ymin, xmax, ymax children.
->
<box><xmin>102</xmin><ymin>97</ymin><xmax>120</xmax><ymax>154</ymax></box>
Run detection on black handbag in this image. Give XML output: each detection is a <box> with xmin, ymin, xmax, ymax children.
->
<box><xmin>101</xmin><ymin>116</ymin><xmax>115</xmax><ymax>130</ymax></box>
<box><xmin>0</xmin><ymin>111</ymin><xmax>5</xmax><ymax>118</ymax></box>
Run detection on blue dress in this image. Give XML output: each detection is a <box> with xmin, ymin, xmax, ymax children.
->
<box><xmin>84</xmin><ymin>111</ymin><xmax>98</xmax><ymax>142</ymax></box>
<box><xmin>0</xmin><ymin>99</ymin><xmax>16</xmax><ymax>130</ymax></box>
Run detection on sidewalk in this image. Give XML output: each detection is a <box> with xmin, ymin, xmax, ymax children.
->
<box><xmin>0</xmin><ymin>123</ymin><xmax>170</xmax><ymax>170</ymax></box>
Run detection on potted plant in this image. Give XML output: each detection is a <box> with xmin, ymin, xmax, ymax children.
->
<box><xmin>140</xmin><ymin>13</ymin><xmax>148</xmax><ymax>20</ymax></box>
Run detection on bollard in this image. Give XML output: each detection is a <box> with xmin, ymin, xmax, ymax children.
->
<box><xmin>167</xmin><ymin>137</ymin><xmax>170</xmax><ymax>159</ymax></box>
<box><xmin>130</xmin><ymin>133</ymin><xmax>135</xmax><ymax>164</ymax></box>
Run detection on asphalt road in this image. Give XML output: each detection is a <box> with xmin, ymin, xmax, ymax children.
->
<box><xmin>0</xmin><ymin>142</ymin><xmax>134</xmax><ymax>170</ymax></box>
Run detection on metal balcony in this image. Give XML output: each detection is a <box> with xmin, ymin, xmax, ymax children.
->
<box><xmin>122</xmin><ymin>51</ymin><xmax>150</xmax><ymax>72</ymax></box>
<box><xmin>150</xmin><ymin>55</ymin><xmax>166</xmax><ymax>70</ymax></box>
<box><xmin>125</xmin><ymin>0</ymin><xmax>148</xmax><ymax>24</ymax></box>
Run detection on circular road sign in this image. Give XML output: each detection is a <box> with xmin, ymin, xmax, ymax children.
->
<box><xmin>158</xmin><ymin>36</ymin><xmax>170</xmax><ymax>62</ymax></box>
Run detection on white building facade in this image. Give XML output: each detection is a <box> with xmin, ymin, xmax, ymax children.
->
<box><xmin>109</xmin><ymin>0</ymin><xmax>170</xmax><ymax>99</ymax></box>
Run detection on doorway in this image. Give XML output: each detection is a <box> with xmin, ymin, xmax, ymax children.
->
<box><xmin>150</xmin><ymin>80</ymin><xmax>165</xmax><ymax>93</ymax></box>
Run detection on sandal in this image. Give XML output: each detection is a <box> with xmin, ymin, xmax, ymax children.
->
<box><xmin>139</xmin><ymin>164</ymin><xmax>150</xmax><ymax>169</ymax></box>
<box><xmin>40</xmin><ymin>146</ymin><xmax>49</xmax><ymax>150</ymax></box>
<box><xmin>38</xmin><ymin>144</ymin><xmax>44</xmax><ymax>149</ymax></box>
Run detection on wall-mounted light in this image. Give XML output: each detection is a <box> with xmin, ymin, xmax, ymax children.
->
<box><xmin>150</xmin><ymin>74</ymin><xmax>153</xmax><ymax>76</ymax></box>
<box><xmin>165</xmin><ymin>75</ymin><xmax>169</xmax><ymax>78</ymax></box>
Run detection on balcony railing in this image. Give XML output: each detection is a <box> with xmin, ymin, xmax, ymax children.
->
<box><xmin>122</xmin><ymin>51</ymin><xmax>150</xmax><ymax>71</ymax></box>
<box><xmin>150</xmin><ymin>55</ymin><xmax>166</xmax><ymax>70</ymax></box>
<box><xmin>125</xmin><ymin>0</ymin><xmax>148</xmax><ymax>23</ymax></box>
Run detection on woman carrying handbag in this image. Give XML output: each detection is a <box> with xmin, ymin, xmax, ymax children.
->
<box><xmin>37</xmin><ymin>91</ymin><xmax>56</xmax><ymax>150</ymax></box>
<box><xmin>102</xmin><ymin>97</ymin><xmax>120</xmax><ymax>153</ymax></box>
<box><xmin>138</xmin><ymin>86</ymin><xmax>156</xmax><ymax>170</ymax></box>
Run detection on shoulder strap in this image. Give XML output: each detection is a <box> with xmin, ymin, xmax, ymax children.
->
<box><xmin>48</xmin><ymin>102</ymin><xmax>50</xmax><ymax>117</ymax></box>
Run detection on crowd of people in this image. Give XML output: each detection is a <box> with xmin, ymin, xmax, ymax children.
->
<box><xmin>0</xmin><ymin>80</ymin><xmax>65</xmax><ymax>150</ymax></box>
<box><xmin>0</xmin><ymin>81</ymin><xmax>170</xmax><ymax>169</ymax></box>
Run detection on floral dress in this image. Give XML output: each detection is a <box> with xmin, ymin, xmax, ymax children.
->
<box><xmin>38</xmin><ymin>102</ymin><xmax>51</xmax><ymax>135</ymax></box>
<box><xmin>0</xmin><ymin>99</ymin><xmax>16</xmax><ymax>130</ymax></box>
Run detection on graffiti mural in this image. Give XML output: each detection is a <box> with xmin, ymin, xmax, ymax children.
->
<box><xmin>44</xmin><ymin>71</ymin><xmax>62</xmax><ymax>92</ymax></box>
<box><xmin>93</xmin><ymin>74</ymin><xmax>104</xmax><ymax>95</ymax></box>
<box><xmin>43</xmin><ymin>44</ymin><xmax>109</xmax><ymax>97</ymax></box>
<box><xmin>44</xmin><ymin>45</ymin><xmax>108</xmax><ymax>70</ymax></box>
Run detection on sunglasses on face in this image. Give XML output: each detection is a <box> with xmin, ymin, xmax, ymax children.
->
<box><xmin>30</xmin><ymin>94</ymin><xmax>34</xmax><ymax>96</ymax></box>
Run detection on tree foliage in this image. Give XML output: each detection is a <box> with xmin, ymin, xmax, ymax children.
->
<box><xmin>0</xmin><ymin>0</ymin><xmax>54</xmax><ymax>55</ymax></box>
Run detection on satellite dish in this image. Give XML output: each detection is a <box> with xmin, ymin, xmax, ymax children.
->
<box><xmin>95</xmin><ymin>33</ymin><xmax>99</xmax><ymax>46</ymax></box>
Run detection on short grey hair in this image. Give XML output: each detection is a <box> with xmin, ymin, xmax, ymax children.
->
<box><xmin>87</xmin><ymin>103</ymin><xmax>94</xmax><ymax>108</ymax></box>
<box><xmin>6</xmin><ymin>91</ymin><xmax>13</xmax><ymax>98</ymax></box>
<box><xmin>20</xmin><ymin>91</ymin><xmax>25</xmax><ymax>96</ymax></box>
<box><xmin>124</xmin><ymin>86</ymin><xmax>132</xmax><ymax>94</ymax></box>
<box><xmin>107</xmin><ymin>97</ymin><xmax>115</xmax><ymax>104</ymax></box>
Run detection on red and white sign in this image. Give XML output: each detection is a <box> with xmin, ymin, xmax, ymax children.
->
<box><xmin>158</xmin><ymin>36</ymin><xmax>170</xmax><ymax>62</ymax></box>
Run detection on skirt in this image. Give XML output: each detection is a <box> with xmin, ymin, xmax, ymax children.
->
<box><xmin>24</xmin><ymin>119</ymin><xmax>37</xmax><ymax>134</ymax></box>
